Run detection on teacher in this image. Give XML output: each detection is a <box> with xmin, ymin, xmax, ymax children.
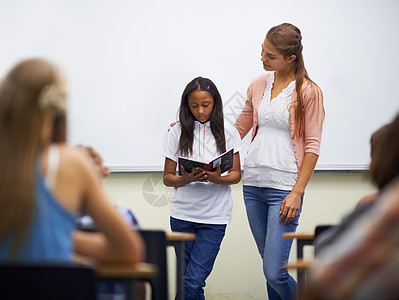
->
<box><xmin>234</xmin><ymin>23</ymin><xmax>324</xmax><ymax>300</ymax></box>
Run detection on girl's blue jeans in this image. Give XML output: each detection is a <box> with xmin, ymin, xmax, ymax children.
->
<box><xmin>243</xmin><ymin>185</ymin><xmax>303</xmax><ymax>300</ymax></box>
<box><xmin>170</xmin><ymin>217</ymin><xmax>226</xmax><ymax>300</ymax></box>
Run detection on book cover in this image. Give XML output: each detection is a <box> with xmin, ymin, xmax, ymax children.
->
<box><xmin>178</xmin><ymin>148</ymin><xmax>234</xmax><ymax>176</ymax></box>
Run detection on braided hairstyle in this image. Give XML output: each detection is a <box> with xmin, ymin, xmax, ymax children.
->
<box><xmin>266</xmin><ymin>23</ymin><xmax>322</xmax><ymax>137</ymax></box>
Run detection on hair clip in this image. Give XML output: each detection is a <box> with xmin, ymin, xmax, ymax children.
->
<box><xmin>38</xmin><ymin>85</ymin><xmax>66</xmax><ymax>112</ymax></box>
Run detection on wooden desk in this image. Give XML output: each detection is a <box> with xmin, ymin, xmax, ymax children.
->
<box><xmin>166</xmin><ymin>231</ymin><xmax>196</xmax><ymax>243</ymax></box>
<box><xmin>95</xmin><ymin>262</ymin><xmax>158</xmax><ymax>300</ymax></box>
<box><xmin>285</xmin><ymin>259</ymin><xmax>313</xmax><ymax>271</ymax></box>
<box><xmin>282</xmin><ymin>231</ymin><xmax>315</xmax><ymax>259</ymax></box>
<box><xmin>166</xmin><ymin>231</ymin><xmax>196</xmax><ymax>300</ymax></box>
<box><xmin>96</xmin><ymin>262</ymin><xmax>158</xmax><ymax>279</ymax></box>
<box><xmin>282</xmin><ymin>231</ymin><xmax>315</xmax><ymax>300</ymax></box>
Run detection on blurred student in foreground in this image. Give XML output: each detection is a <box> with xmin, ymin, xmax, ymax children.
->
<box><xmin>0</xmin><ymin>58</ymin><xmax>144</xmax><ymax>264</ymax></box>
<box><xmin>306</xmin><ymin>111</ymin><xmax>399</xmax><ymax>300</ymax></box>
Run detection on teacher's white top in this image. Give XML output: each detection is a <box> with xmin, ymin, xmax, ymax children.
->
<box><xmin>243</xmin><ymin>72</ymin><xmax>298</xmax><ymax>190</ymax></box>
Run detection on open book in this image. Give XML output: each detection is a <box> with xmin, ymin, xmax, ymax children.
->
<box><xmin>178</xmin><ymin>148</ymin><xmax>234</xmax><ymax>176</ymax></box>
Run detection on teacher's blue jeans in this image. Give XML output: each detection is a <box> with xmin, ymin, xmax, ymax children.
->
<box><xmin>170</xmin><ymin>217</ymin><xmax>226</xmax><ymax>300</ymax></box>
<box><xmin>243</xmin><ymin>185</ymin><xmax>303</xmax><ymax>300</ymax></box>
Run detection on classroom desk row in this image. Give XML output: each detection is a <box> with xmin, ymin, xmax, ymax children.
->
<box><xmin>99</xmin><ymin>230</ymin><xmax>311</xmax><ymax>300</ymax></box>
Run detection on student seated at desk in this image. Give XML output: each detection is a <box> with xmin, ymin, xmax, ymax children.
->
<box><xmin>355</xmin><ymin>122</ymin><xmax>390</xmax><ymax>208</ymax></box>
<box><xmin>0</xmin><ymin>58</ymin><xmax>144</xmax><ymax>265</ymax></box>
<box><xmin>314</xmin><ymin>112</ymin><xmax>399</xmax><ymax>255</ymax></box>
<box><xmin>306</xmin><ymin>111</ymin><xmax>399</xmax><ymax>300</ymax></box>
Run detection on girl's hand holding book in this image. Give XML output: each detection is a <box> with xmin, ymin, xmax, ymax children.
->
<box><xmin>202</xmin><ymin>163</ymin><xmax>222</xmax><ymax>184</ymax></box>
<box><xmin>181</xmin><ymin>166</ymin><xmax>207</xmax><ymax>184</ymax></box>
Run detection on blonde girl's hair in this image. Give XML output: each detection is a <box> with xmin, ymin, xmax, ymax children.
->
<box><xmin>0</xmin><ymin>58</ymin><xmax>66</xmax><ymax>254</ymax></box>
<box><xmin>266</xmin><ymin>23</ymin><xmax>324</xmax><ymax>137</ymax></box>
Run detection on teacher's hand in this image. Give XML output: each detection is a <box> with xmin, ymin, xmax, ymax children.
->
<box><xmin>168</xmin><ymin>121</ymin><xmax>179</xmax><ymax>131</ymax></box>
<box><xmin>279</xmin><ymin>190</ymin><xmax>302</xmax><ymax>224</ymax></box>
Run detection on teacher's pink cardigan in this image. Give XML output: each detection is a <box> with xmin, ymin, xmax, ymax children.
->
<box><xmin>234</xmin><ymin>73</ymin><xmax>324</xmax><ymax>172</ymax></box>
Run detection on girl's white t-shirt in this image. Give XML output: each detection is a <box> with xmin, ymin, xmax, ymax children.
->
<box><xmin>162</xmin><ymin>121</ymin><xmax>241</xmax><ymax>224</ymax></box>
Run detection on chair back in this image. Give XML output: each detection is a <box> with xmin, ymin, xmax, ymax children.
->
<box><xmin>139</xmin><ymin>230</ymin><xmax>168</xmax><ymax>300</ymax></box>
<box><xmin>315</xmin><ymin>225</ymin><xmax>333</xmax><ymax>238</ymax></box>
<box><xmin>0</xmin><ymin>263</ymin><xmax>97</xmax><ymax>300</ymax></box>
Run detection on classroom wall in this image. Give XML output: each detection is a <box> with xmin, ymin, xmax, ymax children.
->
<box><xmin>3</xmin><ymin>1</ymin><xmax>397</xmax><ymax>171</ymax></box>
<box><xmin>104</xmin><ymin>171</ymin><xmax>376</xmax><ymax>300</ymax></box>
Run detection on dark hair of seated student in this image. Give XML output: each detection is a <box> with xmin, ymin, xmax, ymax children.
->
<box><xmin>369</xmin><ymin>112</ymin><xmax>399</xmax><ymax>190</ymax></box>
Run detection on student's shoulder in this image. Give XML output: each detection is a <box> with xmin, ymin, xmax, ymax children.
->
<box><xmin>59</xmin><ymin>143</ymin><xmax>84</xmax><ymax>158</ymax></box>
<box><xmin>58</xmin><ymin>143</ymin><xmax>93</xmax><ymax>171</ymax></box>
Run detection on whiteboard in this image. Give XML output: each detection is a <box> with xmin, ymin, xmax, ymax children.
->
<box><xmin>1</xmin><ymin>0</ymin><xmax>398</xmax><ymax>171</ymax></box>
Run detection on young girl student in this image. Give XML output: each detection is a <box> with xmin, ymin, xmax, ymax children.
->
<box><xmin>162</xmin><ymin>77</ymin><xmax>241</xmax><ymax>299</ymax></box>
<box><xmin>0</xmin><ymin>58</ymin><xmax>144</xmax><ymax>265</ymax></box>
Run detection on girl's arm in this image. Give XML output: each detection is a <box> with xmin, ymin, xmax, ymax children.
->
<box><xmin>64</xmin><ymin>148</ymin><xmax>144</xmax><ymax>264</ymax></box>
<box><xmin>163</xmin><ymin>158</ymin><xmax>207</xmax><ymax>187</ymax></box>
<box><xmin>203</xmin><ymin>152</ymin><xmax>241</xmax><ymax>185</ymax></box>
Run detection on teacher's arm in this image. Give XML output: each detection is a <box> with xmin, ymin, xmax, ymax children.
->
<box><xmin>234</xmin><ymin>85</ymin><xmax>255</xmax><ymax>140</ymax></box>
<box><xmin>280</xmin><ymin>84</ymin><xmax>324</xmax><ymax>224</ymax></box>
<box><xmin>280</xmin><ymin>152</ymin><xmax>318</xmax><ymax>224</ymax></box>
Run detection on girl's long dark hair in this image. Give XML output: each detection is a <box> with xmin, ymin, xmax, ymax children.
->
<box><xmin>178</xmin><ymin>77</ymin><xmax>226</xmax><ymax>157</ymax></box>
